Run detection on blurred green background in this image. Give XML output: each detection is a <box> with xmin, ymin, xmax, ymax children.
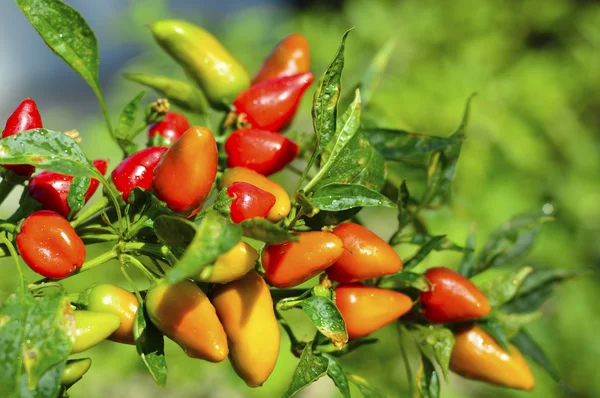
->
<box><xmin>1</xmin><ymin>0</ymin><xmax>599</xmax><ymax>397</ymax></box>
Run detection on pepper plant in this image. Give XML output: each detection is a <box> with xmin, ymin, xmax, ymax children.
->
<box><xmin>0</xmin><ymin>0</ymin><xmax>581</xmax><ymax>397</ymax></box>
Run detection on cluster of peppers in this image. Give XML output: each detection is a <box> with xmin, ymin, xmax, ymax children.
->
<box><xmin>2</xmin><ymin>18</ymin><xmax>535</xmax><ymax>395</ymax></box>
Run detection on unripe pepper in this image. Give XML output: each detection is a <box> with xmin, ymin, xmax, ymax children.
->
<box><xmin>335</xmin><ymin>283</ymin><xmax>413</xmax><ymax>339</ymax></box>
<box><xmin>152</xmin><ymin>126</ymin><xmax>218</xmax><ymax>213</ymax></box>
<box><xmin>1</xmin><ymin>98</ymin><xmax>43</xmax><ymax>177</ymax></box>
<box><xmin>60</xmin><ymin>358</ymin><xmax>92</xmax><ymax>386</ymax></box>
<box><xmin>220</xmin><ymin>167</ymin><xmax>290</xmax><ymax>222</ymax></box>
<box><xmin>148</xmin><ymin>112</ymin><xmax>190</xmax><ymax>147</ymax></box>
<box><xmin>225</xmin><ymin>129</ymin><xmax>299</xmax><ymax>176</ymax></box>
<box><xmin>16</xmin><ymin>210</ymin><xmax>86</xmax><ymax>279</ymax></box>
<box><xmin>145</xmin><ymin>280</ymin><xmax>228</xmax><ymax>362</ymax></box>
<box><xmin>326</xmin><ymin>222</ymin><xmax>403</xmax><ymax>283</ymax></box>
<box><xmin>28</xmin><ymin>159</ymin><xmax>108</xmax><ymax>218</ymax></box>
<box><xmin>81</xmin><ymin>284</ymin><xmax>138</xmax><ymax>345</ymax></box>
<box><xmin>112</xmin><ymin>146</ymin><xmax>168</xmax><ymax>201</ymax></box>
<box><xmin>262</xmin><ymin>231</ymin><xmax>344</xmax><ymax>288</ymax></box>
<box><xmin>150</xmin><ymin>20</ymin><xmax>250</xmax><ymax>108</ymax></box>
<box><xmin>420</xmin><ymin>267</ymin><xmax>491</xmax><ymax>323</ymax></box>
<box><xmin>197</xmin><ymin>241</ymin><xmax>258</xmax><ymax>284</ymax></box>
<box><xmin>71</xmin><ymin>310</ymin><xmax>121</xmax><ymax>354</ymax></box>
<box><xmin>227</xmin><ymin>182</ymin><xmax>276</xmax><ymax>224</ymax></box>
<box><xmin>252</xmin><ymin>33</ymin><xmax>310</xmax><ymax>85</ymax></box>
<box><xmin>233</xmin><ymin>72</ymin><xmax>314</xmax><ymax>132</ymax></box>
<box><xmin>450</xmin><ymin>325</ymin><xmax>535</xmax><ymax>390</ymax></box>
<box><xmin>212</xmin><ymin>271</ymin><xmax>280</xmax><ymax>387</ymax></box>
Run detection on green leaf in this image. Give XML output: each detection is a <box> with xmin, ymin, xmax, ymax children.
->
<box><xmin>457</xmin><ymin>227</ymin><xmax>477</xmax><ymax>276</ymax></box>
<box><xmin>164</xmin><ymin>212</ymin><xmax>242</xmax><ymax>283</ymax></box>
<box><xmin>417</xmin><ymin>354</ymin><xmax>440</xmax><ymax>398</ymax></box>
<box><xmin>301</xmin><ymin>296</ymin><xmax>348</xmax><ymax>349</ymax></box>
<box><xmin>347</xmin><ymin>373</ymin><xmax>383</xmax><ymax>398</ymax></box>
<box><xmin>403</xmin><ymin>235</ymin><xmax>447</xmax><ymax>270</ymax></box>
<box><xmin>322</xmin><ymin>353</ymin><xmax>350</xmax><ymax>398</ymax></box>
<box><xmin>16</xmin><ymin>0</ymin><xmax>100</xmax><ymax>97</ymax></box>
<box><xmin>378</xmin><ymin>271</ymin><xmax>430</xmax><ymax>292</ymax></box>
<box><xmin>116</xmin><ymin>91</ymin><xmax>145</xmax><ymax>139</ymax></box>
<box><xmin>391</xmin><ymin>233</ymin><xmax>468</xmax><ymax>252</ymax></box>
<box><xmin>240</xmin><ymin>218</ymin><xmax>297</xmax><ymax>244</ymax></box>
<box><xmin>477</xmin><ymin>319</ymin><xmax>511</xmax><ymax>352</ymax></box>
<box><xmin>395</xmin><ymin>180</ymin><xmax>412</xmax><ymax>232</ymax></box>
<box><xmin>133</xmin><ymin>300</ymin><xmax>167</xmax><ymax>387</ymax></box>
<box><xmin>495</xmin><ymin>311</ymin><xmax>543</xmax><ymax>339</ymax></box>
<box><xmin>471</xmin><ymin>266</ymin><xmax>533</xmax><ymax>307</ymax></box>
<box><xmin>212</xmin><ymin>188</ymin><xmax>233</xmax><ymax>218</ymax></box>
<box><xmin>67</xmin><ymin>176</ymin><xmax>91</xmax><ymax>218</ymax></box>
<box><xmin>0</xmin><ymin>129</ymin><xmax>100</xmax><ymax>178</ymax></box>
<box><xmin>363</xmin><ymin>128</ymin><xmax>464</xmax><ymax>161</ymax></box>
<box><xmin>124</xmin><ymin>73</ymin><xmax>209</xmax><ymax>115</ymax></box>
<box><xmin>410</xmin><ymin>325</ymin><xmax>454</xmax><ymax>381</ymax></box>
<box><xmin>310</xmin><ymin>183</ymin><xmax>396</xmax><ymax>211</ymax></box>
<box><xmin>283</xmin><ymin>341</ymin><xmax>329</xmax><ymax>398</ymax></box>
<box><xmin>153</xmin><ymin>215</ymin><xmax>197</xmax><ymax>258</ymax></box>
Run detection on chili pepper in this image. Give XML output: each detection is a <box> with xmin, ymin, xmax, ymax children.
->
<box><xmin>326</xmin><ymin>222</ymin><xmax>403</xmax><ymax>283</ymax></box>
<box><xmin>148</xmin><ymin>112</ymin><xmax>190</xmax><ymax>147</ymax></box>
<box><xmin>262</xmin><ymin>231</ymin><xmax>344</xmax><ymax>288</ymax></box>
<box><xmin>220</xmin><ymin>167</ymin><xmax>290</xmax><ymax>222</ymax></box>
<box><xmin>150</xmin><ymin>20</ymin><xmax>250</xmax><ymax>108</ymax></box>
<box><xmin>71</xmin><ymin>310</ymin><xmax>121</xmax><ymax>354</ymax></box>
<box><xmin>60</xmin><ymin>358</ymin><xmax>92</xmax><ymax>386</ymax></box>
<box><xmin>227</xmin><ymin>182</ymin><xmax>276</xmax><ymax>223</ymax></box>
<box><xmin>212</xmin><ymin>270</ymin><xmax>279</xmax><ymax>387</ymax></box>
<box><xmin>225</xmin><ymin>128</ymin><xmax>299</xmax><ymax>176</ymax></box>
<box><xmin>112</xmin><ymin>146</ymin><xmax>168</xmax><ymax>201</ymax></box>
<box><xmin>28</xmin><ymin>159</ymin><xmax>108</xmax><ymax>218</ymax></box>
<box><xmin>146</xmin><ymin>280</ymin><xmax>228</xmax><ymax>362</ymax></box>
<box><xmin>335</xmin><ymin>283</ymin><xmax>413</xmax><ymax>339</ymax></box>
<box><xmin>420</xmin><ymin>267</ymin><xmax>491</xmax><ymax>323</ymax></box>
<box><xmin>233</xmin><ymin>72</ymin><xmax>314</xmax><ymax>132</ymax></box>
<box><xmin>152</xmin><ymin>126</ymin><xmax>217</xmax><ymax>214</ymax></box>
<box><xmin>1</xmin><ymin>98</ymin><xmax>43</xmax><ymax>177</ymax></box>
<box><xmin>196</xmin><ymin>241</ymin><xmax>258</xmax><ymax>284</ymax></box>
<box><xmin>252</xmin><ymin>34</ymin><xmax>310</xmax><ymax>85</ymax></box>
<box><xmin>450</xmin><ymin>325</ymin><xmax>535</xmax><ymax>390</ymax></box>
<box><xmin>16</xmin><ymin>210</ymin><xmax>86</xmax><ymax>279</ymax></box>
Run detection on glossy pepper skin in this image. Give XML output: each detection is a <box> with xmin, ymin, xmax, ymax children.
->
<box><xmin>28</xmin><ymin>159</ymin><xmax>108</xmax><ymax>218</ymax></box>
<box><xmin>151</xmin><ymin>126</ymin><xmax>218</xmax><ymax>213</ymax></box>
<box><xmin>326</xmin><ymin>222</ymin><xmax>403</xmax><ymax>283</ymax></box>
<box><xmin>262</xmin><ymin>231</ymin><xmax>344</xmax><ymax>288</ymax></box>
<box><xmin>227</xmin><ymin>182</ymin><xmax>276</xmax><ymax>224</ymax></box>
<box><xmin>148</xmin><ymin>112</ymin><xmax>190</xmax><ymax>146</ymax></box>
<box><xmin>112</xmin><ymin>146</ymin><xmax>168</xmax><ymax>201</ymax></box>
<box><xmin>252</xmin><ymin>34</ymin><xmax>310</xmax><ymax>85</ymax></box>
<box><xmin>212</xmin><ymin>271</ymin><xmax>280</xmax><ymax>387</ymax></box>
<box><xmin>60</xmin><ymin>358</ymin><xmax>92</xmax><ymax>386</ymax></box>
<box><xmin>71</xmin><ymin>311</ymin><xmax>121</xmax><ymax>354</ymax></box>
<box><xmin>420</xmin><ymin>267</ymin><xmax>491</xmax><ymax>323</ymax></box>
<box><xmin>150</xmin><ymin>20</ymin><xmax>250</xmax><ymax>108</ymax></box>
<box><xmin>146</xmin><ymin>280</ymin><xmax>228</xmax><ymax>362</ymax></box>
<box><xmin>450</xmin><ymin>325</ymin><xmax>535</xmax><ymax>390</ymax></box>
<box><xmin>2</xmin><ymin>98</ymin><xmax>43</xmax><ymax>177</ymax></box>
<box><xmin>82</xmin><ymin>284</ymin><xmax>138</xmax><ymax>345</ymax></box>
<box><xmin>220</xmin><ymin>167</ymin><xmax>290</xmax><ymax>222</ymax></box>
<box><xmin>225</xmin><ymin>129</ymin><xmax>299</xmax><ymax>176</ymax></box>
<box><xmin>233</xmin><ymin>72</ymin><xmax>314</xmax><ymax>132</ymax></box>
<box><xmin>335</xmin><ymin>283</ymin><xmax>413</xmax><ymax>339</ymax></box>
<box><xmin>197</xmin><ymin>241</ymin><xmax>258</xmax><ymax>284</ymax></box>
<box><xmin>16</xmin><ymin>210</ymin><xmax>86</xmax><ymax>279</ymax></box>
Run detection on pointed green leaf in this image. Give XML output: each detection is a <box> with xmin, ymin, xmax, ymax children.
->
<box><xmin>67</xmin><ymin>176</ymin><xmax>91</xmax><ymax>218</ymax></box>
<box><xmin>153</xmin><ymin>215</ymin><xmax>197</xmax><ymax>258</ymax></box>
<box><xmin>116</xmin><ymin>91</ymin><xmax>145</xmax><ymax>139</ymax></box>
<box><xmin>301</xmin><ymin>296</ymin><xmax>348</xmax><ymax>349</ymax></box>
<box><xmin>403</xmin><ymin>235</ymin><xmax>447</xmax><ymax>270</ymax></box>
<box><xmin>310</xmin><ymin>183</ymin><xmax>396</xmax><ymax>211</ymax></box>
<box><xmin>347</xmin><ymin>373</ymin><xmax>384</xmax><ymax>398</ymax></box>
<box><xmin>240</xmin><ymin>218</ymin><xmax>297</xmax><ymax>244</ymax></box>
<box><xmin>283</xmin><ymin>341</ymin><xmax>329</xmax><ymax>398</ymax></box>
<box><xmin>495</xmin><ymin>311</ymin><xmax>543</xmax><ymax>339</ymax></box>
<box><xmin>322</xmin><ymin>353</ymin><xmax>350</xmax><ymax>398</ymax></box>
<box><xmin>133</xmin><ymin>300</ymin><xmax>167</xmax><ymax>387</ymax></box>
<box><xmin>457</xmin><ymin>227</ymin><xmax>477</xmax><ymax>276</ymax></box>
<box><xmin>417</xmin><ymin>354</ymin><xmax>440</xmax><ymax>398</ymax></box>
<box><xmin>379</xmin><ymin>271</ymin><xmax>430</xmax><ymax>292</ymax></box>
<box><xmin>477</xmin><ymin>319</ymin><xmax>511</xmax><ymax>352</ymax></box>
<box><xmin>471</xmin><ymin>266</ymin><xmax>533</xmax><ymax>307</ymax></box>
<box><xmin>410</xmin><ymin>325</ymin><xmax>454</xmax><ymax>381</ymax></box>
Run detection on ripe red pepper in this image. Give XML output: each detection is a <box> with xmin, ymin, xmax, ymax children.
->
<box><xmin>225</xmin><ymin>129</ymin><xmax>299</xmax><ymax>176</ymax></box>
<box><xmin>28</xmin><ymin>159</ymin><xmax>108</xmax><ymax>218</ymax></box>
<box><xmin>252</xmin><ymin>33</ymin><xmax>310</xmax><ymax>85</ymax></box>
<box><xmin>227</xmin><ymin>182</ymin><xmax>276</xmax><ymax>223</ymax></box>
<box><xmin>1</xmin><ymin>98</ymin><xmax>43</xmax><ymax>177</ymax></box>
<box><xmin>233</xmin><ymin>72</ymin><xmax>314</xmax><ymax>132</ymax></box>
<box><xmin>111</xmin><ymin>146</ymin><xmax>168</xmax><ymax>200</ymax></box>
<box><xmin>16</xmin><ymin>210</ymin><xmax>86</xmax><ymax>279</ymax></box>
<box><xmin>420</xmin><ymin>267</ymin><xmax>491</xmax><ymax>323</ymax></box>
<box><xmin>147</xmin><ymin>112</ymin><xmax>190</xmax><ymax>146</ymax></box>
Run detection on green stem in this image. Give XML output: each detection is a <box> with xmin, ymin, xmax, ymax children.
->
<box><xmin>98</xmin><ymin>176</ymin><xmax>124</xmax><ymax>236</ymax></box>
<box><xmin>0</xmin><ymin>234</ymin><xmax>23</xmax><ymax>287</ymax></box>
<box><xmin>0</xmin><ymin>179</ymin><xmax>16</xmax><ymax>207</ymax></box>
<box><xmin>120</xmin><ymin>254</ymin><xmax>158</xmax><ymax>281</ymax></box>
<box><xmin>95</xmin><ymin>88</ymin><xmax>114</xmax><ymax>139</ymax></box>
<box><xmin>0</xmin><ymin>222</ymin><xmax>16</xmax><ymax>234</ymax></box>
<box><xmin>80</xmin><ymin>234</ymin><xmax>120</xmax><ymax>244</ymax></box>
<box><xmin>397</xmin><ymin>323</ymin><xmax>416</xmax><ymax>397</ymax></box>
<box><xmin>270</xmin><ymin>288</ymin><xmax>310</xmax><ymax>301</ymax></box>
<box><xmin>294</xmin><ymin>150</ymin><xmax>317</xmax><ymax>194</ymax></box>
<box><xmin>77</xmin><ymin>247</ymin><xmax>119</xmax><ymax>273</ymax></box>
<box><xmin>276</xmin><ymin>310</ymin><xmax>300</xmax><ymax>349</ymax></box>
<box><xmin>71</xmin><ymin>196</ymin><xmax>110</xmax><ymax>228</ymax></box>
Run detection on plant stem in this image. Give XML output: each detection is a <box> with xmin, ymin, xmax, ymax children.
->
<box><xmin>78</xmin><ymin>247</ymin><xmax>119</xmax><ymax>273</ymax></box>
<box><xmin>269</xmin><ymin>288</ymin><xmax>307</xmax><ymax>301</ymax></box>
<box><xmin>0</xmin><ymin>179</ymin><xmax>16</xmax><ymax>207</ymax></box>
<box><xmin>0</xmin><ymin>234</ymin><xmax>23</xmax><ymax>286</ymax></box>
<box><xmin>0</xmin><ymin>222</ymin><xmax>16</xmax><ymax>234</ymax></box>
<box><xmin>71</xmin><ymin>196</ymin><xmax>109</xmax><ymax>228</ymax></box>
<box><xmin>397</xmin><ymin>323</ymin><xmax>416</xmax><ymax>397</ymax></box>
<box><xmin>120</xmin><ymin>254</ymin><xmax>158</xmax><ymax>281</ymax></box>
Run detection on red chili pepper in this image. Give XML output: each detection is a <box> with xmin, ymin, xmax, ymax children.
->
<box><xmin>227</xmin><ymin>182</ymin><xmax>276</xmax><ymax>223</ymax></box>
<box><xmin>225</xmin><ymin>129</ymin><xmax>299</xmax><ymax>176</ymax></box>
<box><xmin>233</xmin><ymin>72</ymin><xmax>314</xmax><ymax>132</ymax></box>
<box><xmin>148</xmin><ymin>112</ymin><xmax>190</xmax><ymax>146</ymax></box>
<box><xmin>252</xmin><ymin>34</ymin><xmax>310</xmax><ymax>85</ymax></box>
<box><xmin>28</xmin><ymin>159</ymin><xmax>108</xmax><ymax>218</ymax></box>
<box><xmin>111</xmin><ymin>146</ymin><xmax>168</xmax><ymax>200</ymax></box>
<box><xmin>2</xmin><ymin>98</ymin><xmax>43</xmax><ymax>177</ymax></box>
